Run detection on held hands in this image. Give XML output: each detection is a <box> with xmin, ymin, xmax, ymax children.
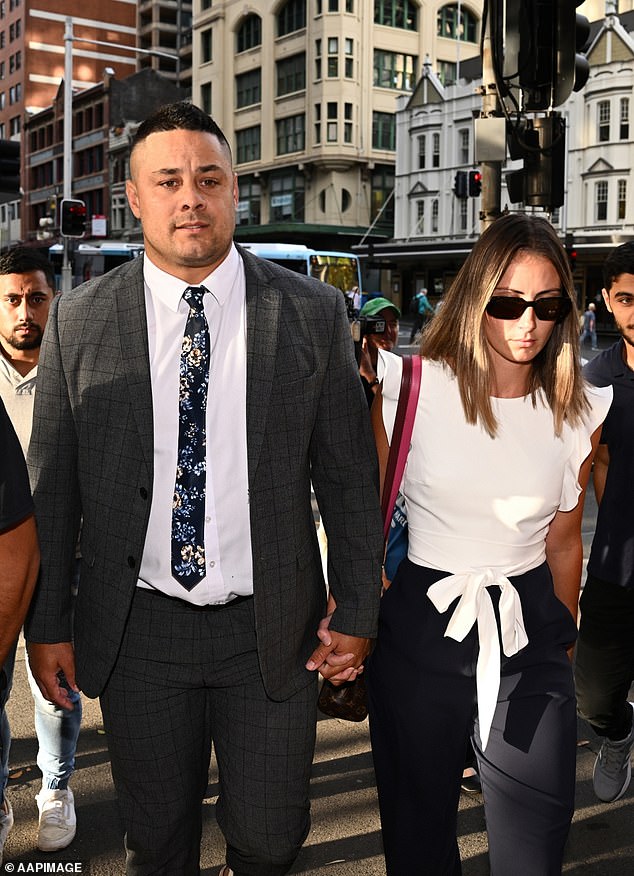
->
<box><xmin>27</xmin><ymin>641</ymin><xmax>79</xmax><ymax>711</ymax></box>
<box><xmin>305</xmin><ymin>597</ymin><xmax>372</xmax><ymax>685</ymax></box>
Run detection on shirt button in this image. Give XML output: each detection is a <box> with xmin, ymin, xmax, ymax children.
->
<box><xmin>205</xmin><ymin>516</ymin><xmax>211</xmax><ymax>523</ymax></box>
<box><xmin>208</xmin><ymin>560</ymin><xmax>215</xmax><ymax>569</ymax></box>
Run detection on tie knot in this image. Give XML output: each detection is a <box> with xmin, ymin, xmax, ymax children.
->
<box><xmin>183</xmin><ymin>285</ymin><xmax>206</xmax><ymax>311</ymax></box>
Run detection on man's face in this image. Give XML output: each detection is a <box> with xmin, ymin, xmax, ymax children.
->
<box><xmin>126</xmin><ymin>128</ymin><xmax>239</xmax><ymax>284</ymax></box>
<box><xmin>0</xmin><ymin>270</ymin><xmax>54</xmax><ymax>352</ymax></box>
<box><xmin>365</xmin><ymin>308</ymin><xmax>400</xmax><ymax>355</ymax></box>
<box><xmin>603</xmin><ymin>273</ymin><xmax>634</xmax><ymax>349</ymax></box>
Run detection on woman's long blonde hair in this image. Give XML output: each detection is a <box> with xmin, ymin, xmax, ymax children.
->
<box><xmin>421</xmin><ymin>213</ymin><xmax>588</xmax><ymax>438</ymax></box>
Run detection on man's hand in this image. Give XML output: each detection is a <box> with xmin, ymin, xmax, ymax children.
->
<box><xmin>27</xmin><ymin>641</ymin><xmax>79</xmax><ymax>710</ymax></box>
<box><xmin>305</xmin><ymin>610</ymin><xmax>372</xmax><ymax>684</ymax></box>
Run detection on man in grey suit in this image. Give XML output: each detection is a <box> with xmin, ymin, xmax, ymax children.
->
<box><xmin>25</xmin><ymin>102</ymin><xmax>383</xmax><ymax>876</ymax></box>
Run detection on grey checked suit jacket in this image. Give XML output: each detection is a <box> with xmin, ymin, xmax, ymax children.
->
<box><xmin>25</xmin><ymin>247</ymin><xmax>383</xmax><ymax>701</ymax></box>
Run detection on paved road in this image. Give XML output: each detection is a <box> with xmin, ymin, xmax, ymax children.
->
<box><xmin>4</xmin><ymin>331</ymin><xmax>631</xmax><ymax>875</ymax></box>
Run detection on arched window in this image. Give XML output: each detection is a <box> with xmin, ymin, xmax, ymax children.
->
<box><xmin>277</xmin><ymin>0</ymin><xmax>307</xmax><ymax>37</ymax></box>
<box><xmin>237</xmin><ymin>14</ymin><xmax>262</xmax><ymax>53</ymax></box>
<box><xmin>437</xmin><ymin>4</ymin><xmax>478</xmax><ymax>43</ymax></box>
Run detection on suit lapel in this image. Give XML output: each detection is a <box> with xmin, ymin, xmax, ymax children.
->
<box><xmin>242</xmin><ymin>251</ymin><xmax>281</xmax><ymax>488</ymax></box>
<box><xmin>114</xmin><ymin>258</ymin><xmax>154</xmax><ymax>472</ymax></box>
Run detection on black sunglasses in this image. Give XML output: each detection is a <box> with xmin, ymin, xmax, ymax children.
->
<box><xmin>486</xmin><ymin>296</ymin><xmax>572</xmax><ymax>322</ymax></box>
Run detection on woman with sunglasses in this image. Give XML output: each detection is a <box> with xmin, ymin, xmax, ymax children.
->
<box><xmin>367</xmin><ymin>213</ymin><xmax>612</xmax><ymax>875</ymax></box>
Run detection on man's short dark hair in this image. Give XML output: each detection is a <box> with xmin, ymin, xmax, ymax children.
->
<box><xmin>603</xmin><ymin>241</ymin><xmax>634</xmax><ymax>291</ymax></box>
<box><xmin>0</xmin><ymin>246</ymin><xmax>55</xmax><ymax>290</ymax></box>
<box><xmin>131</xmin><ymin>101</ymin><xmax>232</xmax><ymax>162</ymax></box>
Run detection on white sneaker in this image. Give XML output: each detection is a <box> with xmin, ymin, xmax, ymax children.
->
<box><xmin>36</xmin><ymin>788</ymin><xmax>76</xmax><ymax>851</ymax></box>
<box><xmin>0</xmin><ymin>796</ymin><xmax>14</xmax><ymax>865</ymax></box>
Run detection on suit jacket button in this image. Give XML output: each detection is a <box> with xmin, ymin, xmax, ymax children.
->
<box><xmin>127</xmin><ymin>556</ymin><xmax>136</xmax><ymax>568</ymax></box>
<box><xmin>139</xmin><ymin>487</ymin><xmax>148</xmax><ymax>500</ymax></box>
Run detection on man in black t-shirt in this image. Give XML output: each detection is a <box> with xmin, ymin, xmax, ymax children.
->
<box><xmin>576</xmin><ymin>241</ymin><xmax>634</xmax><ymax>804</ymax></box>
<box><xmin>0</xmin><ymin>399</ymin><xmax>39</xmax><ymax>668</ymax></box>
<box><xmin>0</xmin><ymin>399</ymin><xmax>39</xmax><ymax>864</ymax></box>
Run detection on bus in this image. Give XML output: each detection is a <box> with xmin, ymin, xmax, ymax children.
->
<box><xmin>48</xmin><ymin>241</ymin><xmax>144</xmax><ymax>288</ymax></box>
<box><xmin>240</xmin><ymin>243</ymin><xmax>362</xmax><ymax>294</ymax></box>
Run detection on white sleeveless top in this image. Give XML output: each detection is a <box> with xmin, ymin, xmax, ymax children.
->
<box><xmin>378</xmin><ymin>351</ymin><xmax>613</xmax><ymax>747</ymax></box>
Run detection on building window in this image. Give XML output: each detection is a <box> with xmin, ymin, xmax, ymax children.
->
<box><xmin>370</xmin><ymin>166</ymin><xmax>394</xmax><ymax>227</ymax></box>
<box><xmin>327</xmin><ymin>102</ymin><xmax>337</xmax><ymax>141</ymax></box>
<box><xmin>236</xmin><ymin>69</ymin><xmax>261</xmax><ymax>107</ymax></box>
<box><xmin>618</xmin><ymin>179</ymin><xmax>627</xmax><ymax>221</ymax></box>
<box><xmin>432</xmin><ymin>199</ymin><xmax>439</xmax><ymax>232</ymax></box>
<box><xmin>277</xmin><ymin>0</ymin><xmax>306</xmax><ymax>37</ymax></box>
<box><xmin>418</xmin><ymin>135</ymin><xmax>426</xmax><ymax>169</ymax></box>
<box><xmin>346</xmin><ymin>0</ymin><xmax>353</xmax><ymax>10</ymax></box>
<box><xmin>598</xmin><ymin>100</ymin><xmax>610</xmax><ymax>142</ymax></box>
<box><xmin>270</xmin><ymin>171</ymin><xmax>305</xmax><ymax>222</ymax></box>
<box><xmin>201</xmin><ymin>82</ymin><xmax>212</xmax><ymax>114</ymax></box>
<box><xmin>201</xmin><ymin>0</ymin><xmax>212</xmax><ymax>8</ymax></box>
<box><xmin>327</xmin><ymin>37</ymin><xmax>338</xmax><ymax>77</ymax></box>
<box><xmin>344</xmin><ymin>102</ymin><xmax>353</xmax><ymax>143</ymax></box>
<box><xmin>276</xmin><ymin>114</ymin><xmax>305</xmax><ymax>154</ymax></box>
<box><xmin>437</xmin><ymin>4</ymin><xmax>478</xmax><ymax>42</ymax></box>
<box><xmin>595</xmin><ymin>180</ymin><xmax>608</xmax><ymax>221</ymax></box>
<box><xmin>372</xmin><ymin>111</ymin><xmax>395</xmax><ymax>150</ymax></box>
<box><xmin>328</xmin><ymin>0</ymin><xmax>338</xmax><ymax>9</ymax></box>
<box><xmin>415</xmin><ymin>200</ymin><xmax>424</xmax><ymax>234</ymax></box>
<box><xmin>432</xmin><ymin>132</ymin><xmax>440</xmax><ymax>167</ymax></box>
<box><xmin>276</xmin><ymin>53</ymin><xmax>305</xmax><ymax>96</ymax></box>
<box><xmin>10</xmin><ymin>116</ymin><xmax>20</xmax><ymax>136</ymax></box>
<box><xmin>315</xmin><ymin>39</ymin><xmax>322</xmax><ymax>79</ymax></box>
<box><xmin>373</xmin><ymin>49</ymin><xmax>417</xmax><ymax>91</ymax></box>
<box><xmin>342</xmin><ymin>188</ymin><xmax>351</xmax><ymax>211</ymax></box>
<box><xmin>459</xmin><ymin>128</ymin><xmax>469</xmax><ymax>164</ymax></box>
<box><xmin>237</xmin><ymin>15</ymin><xmax>261</xmax><ymax>52</ymax></box>
<box><xmin>237</xmin><ymin>177</ymin><xmax>261</xmax><ymax>225</ymax></box>
<box><xmin>201</xmin><ymin>28</ymin><xmax>212</xmax><ymax>63</ymax></box>
<box><xmin>344</xmin><ymin>38</ymin><xmax>354</xmax><ymax>78</ymax></box>
<box><xmin>374</xmin><ymin>0</ymin><xmax>417</xmax><ymax>31</ymax></box>
<box><xmin>111</xmin><ymin>194</ymin><xmax>128</xmax><ymax>232</ymax></box>
<box><xmin>314</xmin><ymin>103</ymin><xmax>321</xmax><ymax>143</ymax></box>
<box><xmin>620</xmin><ymin>98</ymin><xmax>629</xmax><ymax>140</ymax></box>
<box><xmin>459</xmin><ymin>198</ymin><xmax>468</xmax><ymax>232</ymax></box>
<box><xmin>0</xmin><ymin>62</ymin><xmax>3</xmax><ymax>79</ymax></box>
<box><xmin>438</xmin><ymin>61</ymin><xmax>457</xmax><ymax>86</ymax></box>
<box><xmin>316</xmin><ymin>0</ymin><xmax>322</xmax><ymax>12</ymax></box>
<box><xmin>236</xmin><ymin>126</ymin><xmax>261</xmax><ymax>164</ymax></box>
<box><xmin>0</xmin><ymin>29</ymin><xmax>5</xmax><ymax>47</ymax></box>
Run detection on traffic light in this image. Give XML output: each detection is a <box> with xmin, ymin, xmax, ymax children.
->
<box><xmin>506</xmin><ymin>115</ymin><xmax>566</xmax><ymax>211</ymax></box>
<box><xmin>453</xmin><ymin>170</ymin><xmax>468</xmax><ymax>198</ymax></box>
<box><xmin>510</xmin><ymin>0</ymin><xmax>591</xmax><ymax>110</ymax></box>
<box><xmin>553</xmin><ymin>0</ymin><xmax>591</xmax><ymax>106</ymax></box>
<box><xmin>468</xmin><ymin>170</ymin><xmax>482</xmax><ymax>197</ymax></box>
<box><xmin>564</xmin><ymin>233</ymin><xmax>577</xmax><ymax>270</ymax></box>
<box><xmin>0</xmin><ymin>139</ymin><xmax>20</xmax><ymax>198</ymax></box>
<box><xmin>60</xmin><ymin>198</ymin><xmax>87</xmax><ymax>238</ymax></box>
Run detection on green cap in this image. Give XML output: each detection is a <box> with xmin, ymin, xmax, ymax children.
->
<box><xmin>359</xmin><ymin>297</ymin><xmax>401</xmax><ymax>319</ymax></box>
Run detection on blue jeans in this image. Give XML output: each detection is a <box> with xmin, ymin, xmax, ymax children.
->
<box><xmin>0</xmin><ymin>562</ymin><xmax>82</xmax><ymax>797</ymax></box>
<box><xmin>1</xmin><ymin>643</ymin><xmax>82</xmax><ymax>797</ymax></box>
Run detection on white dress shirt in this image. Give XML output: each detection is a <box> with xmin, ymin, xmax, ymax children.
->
<box><xmin>138</xmin><ymin>245</ymin><xmax>254</xmax><ymax>604</ymax></box>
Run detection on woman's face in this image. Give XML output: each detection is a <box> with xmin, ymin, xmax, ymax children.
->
<box><xmin>484</xmin><ymin>252</ymin><xmax>562</xmax><ymax>370</ymax></box>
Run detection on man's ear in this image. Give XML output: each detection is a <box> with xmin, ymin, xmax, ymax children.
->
<box><xmin>126</xmin><ymin>179</ymin><xmax>141</xmax><ymax>219</ymax></box>
<box><xmin>601</xmin><ymin>287</ymin><xmax>612</xmax><ymax>314</ymax></box>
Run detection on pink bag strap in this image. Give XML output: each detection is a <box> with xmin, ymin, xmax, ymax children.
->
<box><xmin>381</xmin><ymin>355</ymin><xmax>422</xmax><ymax>540</ymax></box>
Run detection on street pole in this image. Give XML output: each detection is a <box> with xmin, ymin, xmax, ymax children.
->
<box><xmin>478</xmin><ymin>2</ymin><xmax>503</xmax><ymax>232</ymax></box>
<box><xmin>62</xmin><ymin>16</ymin><xmax>73</xmax><ymax>293</ymax></box>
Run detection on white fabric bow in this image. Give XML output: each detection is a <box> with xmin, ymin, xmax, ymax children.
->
<box><xmin>427</xmin><ymin>569</ymin><xmax>529</xmax><ymax>750</ymax></box>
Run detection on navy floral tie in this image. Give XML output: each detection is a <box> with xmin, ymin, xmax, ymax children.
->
<box><xmin>171</xmin><ymin>286</ymin><xmax>209</xmax><ymax>589</ymax></box>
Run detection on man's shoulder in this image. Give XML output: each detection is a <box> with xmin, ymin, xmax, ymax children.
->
<box><xmin>583</xmin><ymin>341</ymin><xmax>625</xmax><ymax>386</ymax></box>
<box><xmin>57</xmin><ymin>258</ymin><xmax>143</xmax><ymax>312</ymax></box>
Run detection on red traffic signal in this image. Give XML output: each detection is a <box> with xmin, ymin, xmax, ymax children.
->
<box><xmin>468</xmin><ymin>170</ymin><xmax>482</xmax><ymax>197</ymax></box>
<box><xmin>60</xmin><ymin>198</ymin><xmax>87</xmax><ymax>238</ymax></box>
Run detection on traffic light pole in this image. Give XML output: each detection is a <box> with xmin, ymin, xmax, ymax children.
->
<box><xmin>479</xmin><ymin>10</ymin><xmax>503</xmax><ymax>233</ymax></box>
<box><xmin>62</xmin><ymin>17</ymin><xmax>73</xmax><ymax>293</ymax></box>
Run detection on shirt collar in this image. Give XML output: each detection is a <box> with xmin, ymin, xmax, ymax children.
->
<box><xmin>143</xmin><ymin>244</ymin><xmax>240</xmax><ymax>313</ymax></box>
<box><xmin>0</xmin><ymin>350</ymin><xmax>37</xmax><ymax>386</ymax></box>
